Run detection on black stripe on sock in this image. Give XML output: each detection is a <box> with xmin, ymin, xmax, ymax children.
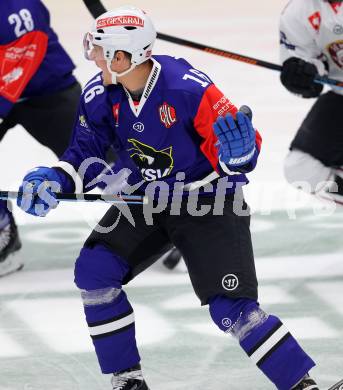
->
<box><xmin>247</xmin><ymin>320</ymin><xmax>283</xmax><ymax>357</ymax></box>
<box><xmin>256</xmin><ymin>332</ymin><xmax>291</xmax><ymax>367</ymax></box>
<box><xmin>88</xmin><ymin>308</ymin><xmax>134</xmax><ymax>327</ymax></box>
<box><xmin>91</xmin><ymin>322</ymin><xmax>135</xmax><ymax>340</ymax></box>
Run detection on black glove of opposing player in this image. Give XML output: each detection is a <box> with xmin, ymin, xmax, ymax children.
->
<box><xmin>280</xmin><ymin>57</ymin><xmax>323</xmax><ymax>98</ymax></box>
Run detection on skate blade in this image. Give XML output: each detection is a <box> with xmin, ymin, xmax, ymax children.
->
<box><xmin>328</xmin><ymin>379</ymin><xmax>343</xmax><ymax>390</ymax></box>
<box><xmin>0</xmin><ymin>251</ymin><xmax>24</xmax><ymax>277</ymax></box>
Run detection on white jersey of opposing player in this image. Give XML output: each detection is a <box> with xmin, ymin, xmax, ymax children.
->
<box><xmin>280</xmin><ymin>0</ymin><xmax>343</xmax><ymax>94</ymax></box>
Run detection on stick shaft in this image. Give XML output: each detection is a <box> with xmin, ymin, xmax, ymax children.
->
<box><xmin>157</xmin><ymin>32</ymin><xmax>343</xmax><ymax>88</ymax></box>
<box><xmin>0</xmin><ymin>191</ymin><xmax>147</xmax><ymax>204</ymax></box>
<box><xmin>157</xmin><ymin>32</ymin><xmax>282</xmax><ymax>71</ymax></box>
<box><xmin>82</xmin><ymin>0</ymin><xmax>106</xmax><ymax>18</ymax></box>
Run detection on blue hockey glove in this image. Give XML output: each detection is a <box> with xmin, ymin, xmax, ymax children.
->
<box><xmin>213</xmin><ymin>108</ymin><xmax>256</xmax><ymax>168</ymax></box>
<box><xmin>17</xmin><ymin>167</ymin><xmax>64</xmax><ymax>217</ymax></box>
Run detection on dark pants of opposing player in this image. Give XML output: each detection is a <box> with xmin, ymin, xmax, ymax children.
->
<box><xmin>0</xmin><ymin>82</ymin><xmax>81</xmax><ymax>216</ymax></box>
<box><xmin>290</xmin><ymin>91</ymin><xmax>343</xmax><ymax>166</ymax></box>
<box><xmin>0</xmin><ymin>81</ymin><xmax>81</xmax><ymax>157</ymax></box>
<box><xmin>74</xmin><ymin>194</ymin><xmax>314</xmax><ymax>390</ymax></box>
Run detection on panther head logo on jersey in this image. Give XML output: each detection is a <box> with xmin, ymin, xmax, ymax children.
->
<box><xmin>127</xmin><ymin>139</ymin><xmax>174</xmax><ymax>181</ymax></box>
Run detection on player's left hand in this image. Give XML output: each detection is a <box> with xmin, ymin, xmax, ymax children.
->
<box><xmin>213</xmin><ymin>108</ymin><xmax>256</xmax><ymax>168</ymax></box>
<box><xmin>17</xmin><ymin>167</ymin><xmax>62</xmax><ymax>217</ymax></box>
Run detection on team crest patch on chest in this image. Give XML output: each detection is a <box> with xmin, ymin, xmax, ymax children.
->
<box><xmin>327</xmin><ymin>40</ymin><xmax>343</xmax><ymax>68</ymax></box>
<box><xmin>159</xmin><ymin>102</ymin><xmax>177</xmax><ymax>129</ymax></box>
<box><xmin>127</xmin><ymin>139</ymin><xmax>174</xmax><ymax>181</ymax></box>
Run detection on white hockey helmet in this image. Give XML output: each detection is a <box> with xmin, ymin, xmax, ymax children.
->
<box><xmin>84</xmin><ymin>5</ymin><xmax>156</xmax><ymax>83</ymax></box>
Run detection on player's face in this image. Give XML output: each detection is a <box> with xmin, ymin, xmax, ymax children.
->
<box><xmin>109</xmin><ymin>52</ymin><xmax>131</xmax><ymax>74</ymax></box>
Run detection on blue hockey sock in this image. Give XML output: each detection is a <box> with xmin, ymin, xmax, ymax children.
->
<box><xmin>209</xmin><ymin>295</ymin><xmax>315</xmax><ymax>390</ymax></box>
<box><xmin>74</xmin><ymin>245</ymin><xmax>140</xmax><ymax>374</ymax></box>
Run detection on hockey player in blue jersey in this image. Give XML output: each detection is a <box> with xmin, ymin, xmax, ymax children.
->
<box><xmin>17</xmin><ymin>5</ymin><xmax>327</xmax><ymax>390</ymax></box>
<box><xmin>0</xmin><ymin>0</ymin><xmax>81</xmax><ymax>276</ymax></box>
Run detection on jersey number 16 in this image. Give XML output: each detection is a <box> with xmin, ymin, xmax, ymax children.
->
<box><xmin>183</xmin><ymin>69</ymin><xmax>211</xmax><ymax>88</ymax></box>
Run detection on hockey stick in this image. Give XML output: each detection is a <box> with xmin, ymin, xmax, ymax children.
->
<box><xmin>82</xmin><ymin>0</ymin><xmax>343</xmax><ymax>89</ymax></box>
<box><xmin>83</xmin><ymin>0</ymin><xmax>106</xmax><ymax>18</ymax></box>
<box><xmin>328</xmin><ymin>379</ymin><xmax>343</xmax><ymax>390</ymax></box>
<box><xmin>0</xmin><ymin>191</ymin><xmax>147</xmax><ymax>205</ymax></box>
<box><xmin>156</xmin><ymin>33</ymin><xmax>343</xmax><ymax>89</ymax></box>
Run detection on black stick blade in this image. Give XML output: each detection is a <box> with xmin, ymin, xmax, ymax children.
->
<box><xmin>83</xmin><ymin>0</ymin><xmax>107</xmax><ymax>18</ymax></box>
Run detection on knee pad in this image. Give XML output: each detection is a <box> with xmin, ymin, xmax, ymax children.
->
<box><xmin>74</xmin><ymin>244</ymin><xmax>131</xmax><ymax>304</ymax></box>
<box><xmin>284</xmin><ymin>149</ymin><xmax>333</xmax><ymax>193</ymax></box>
<box><xmin>209</xmin><ymin>295</ymin><xmax>268</xmax><ymax>341</ymax></box>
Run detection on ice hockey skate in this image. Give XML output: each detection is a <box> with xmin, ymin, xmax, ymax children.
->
<box><xmin>292</xmin><ymin>375</ymin><xmax>343</xmax><ymax>390</ymax></box>
<box><xmin>111</xmin><ymin>365</ymin><xmax>149</xmax><ymax>390</ymax></box>
<box><xmin>0</xmin><ymin>211</ymin><xmax>23</xmax><ymax>277</ymax></box>
<box><xmin>328</xmin><ymin>379</ymin><xmax>343</xmax><ymax>390</ymax></box>
<box><xmin>317</xmin><ymin>170</ymin><xmax>343</xmax><ymax>207</ymax></box>
<box><xmin>292</xmin><ymin>375</ymin><xmax>319</xmax><ymax>390</ymax></box>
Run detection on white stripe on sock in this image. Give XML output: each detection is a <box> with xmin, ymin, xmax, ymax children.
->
<box><xmin>89</xmin><ymin>312</ymin><xmax>135</xmax><ymax>336</ymax></box>
<box><xmin>250</xmin><ymin>324</ymin><xmax>289</xmax><ymax>364</ymax></box>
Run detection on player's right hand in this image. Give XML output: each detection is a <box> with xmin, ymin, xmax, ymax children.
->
<box><xmin>280</xmin><ymin>57</ymin><xmax>323</xmax><ymax>98</ymax></box>
<box><xmin>17</xmin><ymin>167</ymin><xmax>63</xmax><ymax>217</ymax></box>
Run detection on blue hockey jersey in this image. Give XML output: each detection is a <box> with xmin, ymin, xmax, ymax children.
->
<box><xmin>56</xmin><ymin>56</ymin><xmax>262</xmax><ymax>196</ymax></box>
<box><xmin>0</xmin><ymin>0</ymin><xmax>76</xmax><ymax>118</ymax></box>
